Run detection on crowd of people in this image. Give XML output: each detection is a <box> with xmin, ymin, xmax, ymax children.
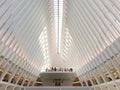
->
<box><xmin>46</xmin><ymin>67</ymin><xmax>73</xmax><ymax>72</ymax></box>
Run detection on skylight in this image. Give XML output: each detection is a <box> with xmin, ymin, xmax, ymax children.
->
<box><xmin>54</xmin><ymin>0</ymin><xmax>63</xmax><ymax>54</ymax></box>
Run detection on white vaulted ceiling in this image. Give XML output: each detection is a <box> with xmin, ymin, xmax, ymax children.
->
<box><xmin>0</xmin><ymin>0</ymin><xmax>55</xmax><ymax>76</ymax></box>
<box><xmin>1</xmin><ymin>0</ymin><xmax>120</xmax><ymax>77</ymax></box>
<box><xmin>61</xmin><ymin>0</ymin><xmax>120</xmax><ymax>76</ymax></box>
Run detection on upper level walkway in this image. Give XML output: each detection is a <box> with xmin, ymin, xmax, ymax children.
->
<box><xmin>40</xmin><ymin>72</ymin><xmax>76</xmax><ymax>81</ymax></box>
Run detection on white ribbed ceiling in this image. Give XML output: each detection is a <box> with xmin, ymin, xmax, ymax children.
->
<box><xmin>61</xmin><ymin>0</ymin><xmax>120</xmax><ymax>76</ymax></box>
<box><xmin>1</xmin><ymin>0</ymin><xmax>120</xmax><ymax>77</ymax></box>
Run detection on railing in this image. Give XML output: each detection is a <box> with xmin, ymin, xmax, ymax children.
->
<box><xmin>46</xmin><ymin>67</ymin><xmax>73</xmax><ymax>72</ymax></box>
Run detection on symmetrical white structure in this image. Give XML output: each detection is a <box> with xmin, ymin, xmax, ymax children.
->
<box><xmin>0</xmin><ymin>0</ymin><xmax>120</xmax><ymax>90</ymax></box>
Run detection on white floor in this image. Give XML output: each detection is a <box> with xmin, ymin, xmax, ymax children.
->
<box><xmin>25</xmin><ymin>87</ymin><xmax>90</xmax><ymax>90</ymax></box>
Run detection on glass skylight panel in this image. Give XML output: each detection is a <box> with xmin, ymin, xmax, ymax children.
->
<box><xmin>38</xmin><ymin>27</ymin><xmax>50</xmax><ymax>72</ymax></box>
<box><xmin>54</xmin><ymin>0</ymin><xmax>63</xmax><ymax>53</ymax></box>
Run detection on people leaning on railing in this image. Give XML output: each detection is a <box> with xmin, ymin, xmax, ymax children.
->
<box><xmin>46</xmin><ymin>67</ymin><xmax>73</xmax><ymax>72</ymax></box>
